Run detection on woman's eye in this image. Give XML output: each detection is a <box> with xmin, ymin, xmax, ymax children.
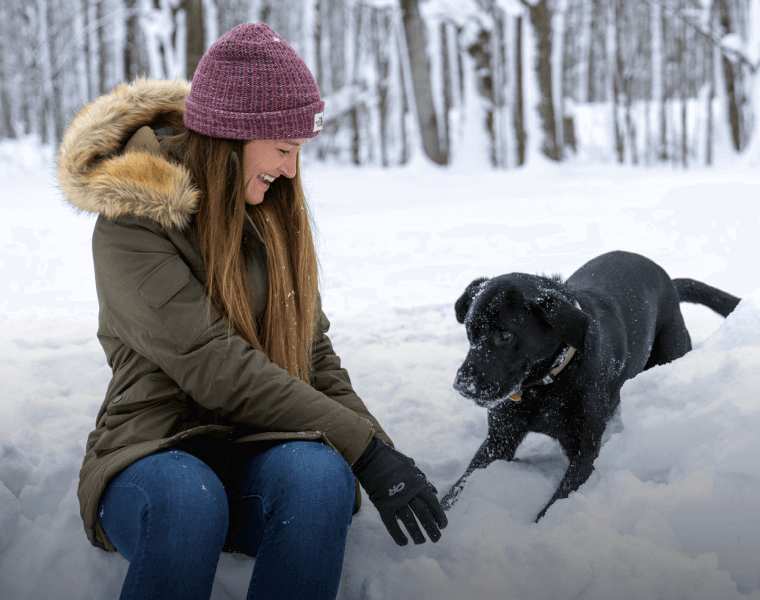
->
<box><xmin>279</xmin><ymin>149</ymin><xmax>290</xmax><ymax>155</ymax></box>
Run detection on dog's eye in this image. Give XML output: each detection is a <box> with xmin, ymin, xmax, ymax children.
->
<box><xmin>499</xmin><ymin>332</ymin><xmax>513</xmax><ymax>342</ymax></box>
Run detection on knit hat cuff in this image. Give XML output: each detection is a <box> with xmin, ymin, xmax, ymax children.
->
<box><xmin>184</xmin><ymin>96</ymin><xmax>325</xmax><ymax>140</ymax></box>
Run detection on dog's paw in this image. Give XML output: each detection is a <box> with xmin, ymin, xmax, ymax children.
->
<box><xmin>440</xmin><ymin>488</ymin><xmax>461</xmax><ymax>512</ymax></box>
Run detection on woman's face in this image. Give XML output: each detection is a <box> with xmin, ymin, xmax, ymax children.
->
<box><xmin>242</xmin><ymin>139</ymin><xmax>306</xmax><ymax>205</ymax></box>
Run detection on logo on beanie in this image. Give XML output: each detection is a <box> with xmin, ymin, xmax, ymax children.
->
<box><xmin>314</xmin><ymin>112</ymin><xmax>324</xmax><ymax>132</ymax></box>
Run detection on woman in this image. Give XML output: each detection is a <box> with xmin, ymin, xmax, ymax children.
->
<box><xmin>57</xmin><ymin>23</ymin><xmax>446</xmax><ymax>600</ymax></box>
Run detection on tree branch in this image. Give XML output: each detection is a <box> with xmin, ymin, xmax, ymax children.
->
<box><xmin>641</xmin><ymin>0</ymin><xmax>758</xmax><ymax>73</ymax></box>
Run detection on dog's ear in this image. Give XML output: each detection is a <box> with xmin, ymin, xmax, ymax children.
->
<box><xmin>529</xmin><ymin>294</ymin><xmax>589</xmax><ymax>352</ymax></box>
<box><xmin>455</xmin><ymin>277</ymin><xmax>489</xmax><ymax>324</ymax></box>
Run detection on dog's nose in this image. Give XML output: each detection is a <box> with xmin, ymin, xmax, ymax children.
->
<box><xmin>454</xmin><ymin>363</ymin><xmax>479</xmax><ymax>395</ymax></box>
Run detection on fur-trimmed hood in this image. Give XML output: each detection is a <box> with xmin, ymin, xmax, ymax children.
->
<box><xmin>57</xmin><ymin>78</ymin><xmax>199</xmax><ymax>230</ymax></box>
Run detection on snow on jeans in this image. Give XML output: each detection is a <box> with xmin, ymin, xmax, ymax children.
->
<box><xmin>98</xmin><ymin>441</ymin><xmax>356</xmax><ymax>600</ymax></box>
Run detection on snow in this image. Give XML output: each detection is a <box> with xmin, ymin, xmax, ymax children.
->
<box><xmin>1</xmin><ymin>132</ymin><xmax>759</xmax><ymax>599</ymax></box>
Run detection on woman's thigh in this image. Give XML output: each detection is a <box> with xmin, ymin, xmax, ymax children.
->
<box><xmin>99</xmin><ymin>449</ymin><xmax>229</xmax><ymax>561</ymax></box>
<box><xmin>224</xmin><ymin>441</ymin><xmax>355</xmax><ymax>556</ymax></box>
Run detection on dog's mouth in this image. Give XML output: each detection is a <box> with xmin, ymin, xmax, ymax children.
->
<box><xmin>455</xmin><ymin>377</ymin><xmax>524</xmax><ymax>408</ymax></box>
<box><xmin>470</xmin><ymin>388</ymin><xmax>522</xmax><ymax>409</ymax></box>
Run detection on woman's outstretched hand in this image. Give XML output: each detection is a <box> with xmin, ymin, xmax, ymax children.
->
<box><xmin>352</xmin><ymin>435</ymin><xmax>448</xmax><ymax>546</ymax></box>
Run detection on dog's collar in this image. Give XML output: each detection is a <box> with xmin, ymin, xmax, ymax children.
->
<box><xmin>508</xmin><ymin>300</ymin><xmax>581</xmax><ymax>402</ymax></box>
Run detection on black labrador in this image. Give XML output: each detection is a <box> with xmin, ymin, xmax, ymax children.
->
<box><xmin>441</xmin><ymin>251</ymin><xmax>740</xmax><ymax>521</ymax></box>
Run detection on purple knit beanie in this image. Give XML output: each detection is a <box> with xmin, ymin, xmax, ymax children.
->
<box><xmin>184</xmin><ymin>23</ymin><xmax>325</xmax><ymax>140</ymax></box>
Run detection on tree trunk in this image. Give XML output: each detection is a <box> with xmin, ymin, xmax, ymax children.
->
<box><xmin>399</xmin><ymin>0</ymin><xmax>447</xmax><ymax>164</ymax></box>
<box><xmin>705</xmin><ymin>0</ymin><xmax>715</xmax><ymax>166</ymax></box>
<box><xmin>98</xmin><ymin>0</ymin><xmax>107</xmax><ymax>94</ymax></box>
<box><xmin>514</xmin><ymin>15</ymin><xmax>526</xmax><ymax>166</ymax></box>
<box><xmin>313</xmin><ymin>0</ymin><xmax>324</xmax><ymax>91</ymax></box>
<box><xmin>651</xmin><ymin>0</ymin><xmax>667</xmax><ymax>161</ymax></box>
<box><xmin>184</xmin><ymin>0</ymin><xmax>204</xmax><ymax>80</ymax></box>
<box><xmin>551</xmin><ymin>0</ymin><xmax>567</xmax><ymax>161</ymax></box>
<box><xmin>36</xmin><ymin>0</ymin><xmax>58</xmax><ymax>144</ymax></box>
<box><xmin>328</xmin><ymin>0</ymin><xmax>347</xmax><ymax>94</ymax></box>
<box><xmin>606</xmin><ymin>0</ymin><xmax>623</xmax><ymax>162</ymax></box>
<box><xmin>87</xmin><ymin>0</ymin><xmax>100</xmax><ymax>99</ymax></box>
<box><xmin>395</xmin><ymin>13</ymin><xmax>412</xmax><ymax>164</ymax></box>
<box><xmin>440</xmin><ymin>20</ymin><xmax>451</xmax><ymax>163</ymax></box>
<box><xmin>739</xmin><ymin>0</ymin><xmax>760</xmax><ymax>161</ymax></box>
<box><xmin>679</xmin><ymin>2</ymin><xmax>688</xmax><ymax>168</ymax></box>
<box><xmin>350</xmin><ymin>5</ymin><xmax>361</xmax><ymax>165</ymax></box>
<box><xmin>522</xmin><ymin>0</ymin><xmax>560</xmax><ymax>161</ymax></box>
<box><xmin>577</xmin><ymin>0</ymin><xmax>593</xmax><ymax>102</ymax></box>
<box><xmin>717</xmin><ymin>0</ymin><xmax>743</xmax><ymax>151</ymax></box>
<box><xmin>125</xmin><ymin>0</ymin><xmax>140</xmax><ymax>81</ymax></box>
<box><xmin>376</xmin><ymin>10</ymin><xmax>393</xmax><ymax>166</ymax></box>
<box><xmin>75</xmin><ymin>0</ymin><xmax>89</xmax><ymax>105</ymax></box>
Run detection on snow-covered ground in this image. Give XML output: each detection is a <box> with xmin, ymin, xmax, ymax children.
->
<box><xmin>1</xmin><ymin>134</ymin><xmax>759</xmax><ymax>599</ymax></box>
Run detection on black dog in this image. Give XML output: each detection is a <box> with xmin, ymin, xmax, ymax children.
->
<box><xmin>441</xmin><ymin>251</ymin><xmax>740</xmax><ymax>521</ymax></box>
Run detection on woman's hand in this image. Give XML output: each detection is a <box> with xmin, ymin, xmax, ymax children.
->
<box><xmin>352</xmin><ymin>436</ymin><xmax>448</xmax><ymax>546</ymax></box>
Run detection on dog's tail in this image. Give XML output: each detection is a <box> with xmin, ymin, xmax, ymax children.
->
<box><xmin>673</xmin><ymin>278</ymin><xmax>741</xmax><ymax>317</ymax></box>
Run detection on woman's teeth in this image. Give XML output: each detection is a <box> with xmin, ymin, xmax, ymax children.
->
<box><xmin>260</xmin><ymin>174</ymin><xmax>275</xmax><ymax>183</ymax></box>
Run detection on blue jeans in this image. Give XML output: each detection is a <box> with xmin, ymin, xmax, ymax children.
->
<box><xmin>98</xmin><ymin>441</ymin><xmax>356</xmax><ymax>600</ymax></box>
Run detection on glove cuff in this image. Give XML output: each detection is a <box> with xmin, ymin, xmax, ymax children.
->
<box><xmin>351</xmin><ymin>434</ymin><xmax>379</xmax><ymax>474</ymax></box>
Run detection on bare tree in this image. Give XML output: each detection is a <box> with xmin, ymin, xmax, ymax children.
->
<box><xmin>36</xmin><ymin>0</ymin><xmax>58</xmax><ymax>143</ymax></box>
<box><xmin>185</xmin><ymin>0</ymin><xmax>205</xmax><ymax>79</ymax></box>
<box><xmin>520</xmin><ymin>0</ymin><xmax>561</xmax><ymax>161</ymax></box>
<box><xmin>514</xmin><ymin>15</ymin><xmax>527</xmax><ymax>165</ymax></box>
<box><xmin>124</xmin><ymin>0</ymin><xmax>141</xmax><ymax>80</ymax></box>
<box><xmin>652</xmin><ymin>0</ymin><xmax>668</xmax><ymax>160</ymax></box>
<box><xmin>399</xmin><ymin>0</ymin><xmax>447</xmax><ymax>164</ymax></box>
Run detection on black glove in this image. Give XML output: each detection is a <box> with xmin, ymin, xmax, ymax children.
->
<box><xmin>352</xmin><ymin>435</ymin><xmax>448</xmax><ymax>546</ymax></box>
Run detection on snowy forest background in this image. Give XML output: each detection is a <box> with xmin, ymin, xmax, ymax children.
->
<box><xmin>3</xmin><ymin>0</ymin><xmax>760</xmax><ymax>168</ymax></box>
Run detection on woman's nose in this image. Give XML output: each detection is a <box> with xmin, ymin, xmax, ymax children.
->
<box><xmin>279</xmin><ymin>152</ymin><xmax>298</xmax><ymax>178</ymax></box>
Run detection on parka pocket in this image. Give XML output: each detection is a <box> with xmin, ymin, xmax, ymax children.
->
<box><xmin>104</xmin><ymin>372</ymin><xmax>191</xmax><ymax>433</ymax></box>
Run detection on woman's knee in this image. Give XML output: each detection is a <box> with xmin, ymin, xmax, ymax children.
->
<box><xmin>246</xmin><ymin>442</ymin><xmax>355</xmax><ymax>515</ymax></box>
<box><xmin>100</xmin><ymin>449</ymin><xmax>229</xmax><ymax>556</ymax></box>
<box><xmin>300</xmin><ymin>443</ymin><xmax>355</xmax><ymax>511</ymax></box>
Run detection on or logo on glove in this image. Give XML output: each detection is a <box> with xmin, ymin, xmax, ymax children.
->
<box><xmin>352</xmin><ymin>435</ymin><xmax>448</xmax><ymax>546</ymax></box>
<box><xmin>388</xmin><ymin>482</ymin><xmax>405</xmax><ymax>497</ymax></box>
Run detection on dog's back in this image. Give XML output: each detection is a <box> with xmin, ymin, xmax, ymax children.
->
<box><xmin>565</xmin><ymin>251</ymin><xmax>690</xmax><ymax>377</ymax></box>
<box><xmin>566</xmin><ymin>251</ymin><xmax>680</xmax><ymax>311</ymax></box>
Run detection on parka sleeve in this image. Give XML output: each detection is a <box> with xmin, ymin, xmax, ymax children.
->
<box><xmin>93</xmin><ymin>215</ymin><xmax>375</xmax><ymax>466</ymax></box>
<box><xmin>310</xmin><ymin>307</ymin><xmax>393</xmax><ymax>447</ymax></box>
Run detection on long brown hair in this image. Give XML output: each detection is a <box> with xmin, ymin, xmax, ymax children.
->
<box><xmin>165</xmin><ymin>130</ymin><xmax>320</xmax><ymax>383</ymax></box>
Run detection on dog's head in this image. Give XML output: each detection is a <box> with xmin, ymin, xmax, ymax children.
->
<box><xmin>453</xmin><ymin>274</ymin><xmax>589</xmax><ymax>408</ymax></box>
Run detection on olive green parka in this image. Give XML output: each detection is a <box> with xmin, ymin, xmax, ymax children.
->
<box><xmin>57</xmin><ymin>78</ymin><xmax>391</xmax><ymax>551</ymax></box>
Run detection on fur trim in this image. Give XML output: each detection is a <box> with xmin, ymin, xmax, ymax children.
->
<box><xmin>57</xmin><ymin>78</ymin><xmax>199</xmax><ymax>230</ymax></box>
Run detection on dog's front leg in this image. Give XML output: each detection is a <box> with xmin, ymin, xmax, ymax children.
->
<box><xmin>440</xmin><ymin>436</ymin><xmax>500</xmax><ymax>510</ymax></box>
<box><xmin>534</xmin><ymin>419</ymin><xmax>605</xmax><ymax>522</ymax></box>
<box><xmin>441</xmin><ymin>409</ymin><xmax>527</xmax><ymax>511</ymax></box>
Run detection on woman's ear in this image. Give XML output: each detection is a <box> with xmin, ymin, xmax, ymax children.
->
<box><xmin>455</xmin><ymin>277</ymin><xmax>489</xmax><ymax>324</ymax></box>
